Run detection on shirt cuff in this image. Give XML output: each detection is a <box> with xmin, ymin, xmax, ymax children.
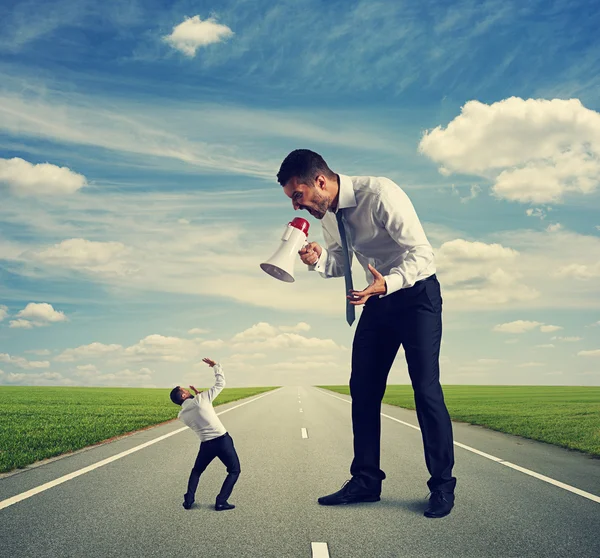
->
<box><xmin>380</xmin><ymin>273</ymin><xmax>404</xmax><ymax>297</ymax></box>
<box><xmin>309</xmin><ymin>247</ymin><xmax>328</xmax><ymax>273</ymax></box>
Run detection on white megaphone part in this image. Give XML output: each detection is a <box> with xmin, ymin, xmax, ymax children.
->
<box><xmin>260</xmin><ymin>217</ymin><xmax>311</xmax><ymax>283</ymax></box>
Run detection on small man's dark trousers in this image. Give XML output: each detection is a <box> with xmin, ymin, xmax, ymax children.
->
<box><xmin>185</xmin><ymin>432</ymin><xmax>241</xmax><ymax>504</ymax></box>
<box><xmin>349</xmin><ymin>274</ymin><xmax>456</xmax><ymax>494</ymax></box>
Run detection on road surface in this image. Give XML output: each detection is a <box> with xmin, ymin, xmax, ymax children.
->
<box><xmin>1</xmin><ymin>386</ymin><xmax>599</xmax><ymax>558</ymax></box>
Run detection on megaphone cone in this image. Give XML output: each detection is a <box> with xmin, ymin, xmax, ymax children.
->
<box><xmin>260</xmin><ymin>218</ymin><xmax>310</xmax><ymax>283</ymax></box>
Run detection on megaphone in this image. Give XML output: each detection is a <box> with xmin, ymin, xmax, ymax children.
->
<box><xmin>260</xmin><ymin>217</ymin><xmax>310</xmax><ymax>283</ymax></box>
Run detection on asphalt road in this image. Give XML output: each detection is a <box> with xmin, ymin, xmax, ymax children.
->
<box><xmin>1</xmin><ymin>386</ymin><xmax>599</xmax><ymax>558</ymax></box>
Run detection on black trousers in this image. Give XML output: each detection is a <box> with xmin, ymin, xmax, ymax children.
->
<box><xmin>185</xmin><ymin>432</ymin><xmax>241</xmax><ymax>504</ymax></box>
<box><xmin>349</xmin><ymin>274</ymin><xmax>456</xmax><ymax>493</ymax></box>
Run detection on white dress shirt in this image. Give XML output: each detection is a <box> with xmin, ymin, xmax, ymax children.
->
<box><xmin>178</xmin><ymin>363</ymin><xmax>227</xmax><ymax>442</ymax></box>
<box><xmin>311</xmin><ymin>174</ymin><xmax>436</xmax><ymax>296</ymax></box>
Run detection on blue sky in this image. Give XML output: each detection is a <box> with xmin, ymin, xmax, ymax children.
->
<box><xmin>1</xmin><ymin>0</ymin><xmax>599</xmax><ymax>388</ymax></box>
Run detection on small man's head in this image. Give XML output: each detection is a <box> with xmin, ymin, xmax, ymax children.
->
<box><xmin>170</xmin><ymin>386</ymin><xmax>193</xmax><ymax>406</ymax></box>
<box><xmin>277</xmin><ymin>149</ymin><xmax>338</xmax><ymax>220</ymax></box>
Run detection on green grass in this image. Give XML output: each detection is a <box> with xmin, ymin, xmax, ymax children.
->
<box><xmin>319</xmin><ymin>385</ymin><xmax>600</xmax><ymax>456</ymax></box>
<box><xmin>0</xmin><ymin>386</ymin><xmax>277</xmax><ymax>473</ymax></box>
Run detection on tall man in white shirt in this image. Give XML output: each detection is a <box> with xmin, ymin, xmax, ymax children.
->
<box><xmin>276</xmin><ymin>149</ymin><xmax>456</xmax><ymax>518</ymax></box>
<box><xmin>170</xmin><ymin>357</ymin><xmax>240</xmax><ymax>511</ymax></box>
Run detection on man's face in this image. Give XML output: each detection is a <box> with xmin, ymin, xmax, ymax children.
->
<box><xmin>179</xmin><ymin>388</ymin><xmax>193</xmax><ymax>401</ymax></box>
<box><xmin>283</xmin><ymin>176</ymin><xmax>331</xmax><ymax>220</ymax></box>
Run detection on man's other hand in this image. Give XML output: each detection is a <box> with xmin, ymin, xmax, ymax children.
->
<box><xmin>348</xmin><ymin>264</ymin><xmax>387</xmax><ymax>305</ymax></box>
<box><xmin>299</xmin><ymin>242</ymin><xmax>322</xmax><ymax>266</ymax></box>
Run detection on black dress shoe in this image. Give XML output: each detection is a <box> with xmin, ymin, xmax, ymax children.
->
<box><xmin>182</xmin><ymin>495</ymin><xmax>194</xmax><ymax>510</ymax></box>
<box><xmin>318</xmin><ymin>479</ymin><xmax>381</xmax><ymax>506</ymax></box>
<box><xmin>215</xmin><ymin>501</ymin><xmax>235</xmax><ymax>511</ymax></box>
<box><xmin>424</xmin><ymin>490</ymin><xmax>454</xmax><ymax>518</ymax></box>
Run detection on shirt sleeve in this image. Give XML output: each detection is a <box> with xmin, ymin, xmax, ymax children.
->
<box><xmin>375</xmin><ymin>179</ymin><xmax>434</xmax><ymax>296</ymax></box>
<box><xmin>204</xmin><ymin>363</ymin><xmax>226</xmax><ymax>403</ymax></box>
<box><xmin>309</xmin><ymin>216</ymin><xmax>348</xmax><ymax>278</ymax></box>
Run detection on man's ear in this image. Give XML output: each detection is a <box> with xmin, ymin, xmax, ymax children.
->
<box><xmin>315</xmin><ymin>175</ymin><xmax>327</xmax><ymax>190</ymax></box>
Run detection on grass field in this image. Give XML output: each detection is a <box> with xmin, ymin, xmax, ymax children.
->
<box><xmin>0</xmin><ymin>386</ymin><xmax>277</xmax><ymax>473</ymax></box>
<box><xmin>319</xmin><ymin>385</ymin><xmax>600</xmax><ymax>456</ymax></box>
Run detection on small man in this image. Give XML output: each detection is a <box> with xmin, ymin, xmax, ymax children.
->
<box><xmin>170</xmin><ymin>357</ymin><xmax>241</xmax><ymax>511</ymax></box>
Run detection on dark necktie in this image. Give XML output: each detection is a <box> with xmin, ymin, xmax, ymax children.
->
<box><xmin>336</xmin><ymin>211</ymin><xmax>355</xmax><ymax>326</ymax></box>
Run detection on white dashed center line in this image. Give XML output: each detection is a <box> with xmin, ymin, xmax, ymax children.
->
<box><xmin>311</xmin><ymin>542</ymin><xmax>330</xmax><ymax>557</ymax></box>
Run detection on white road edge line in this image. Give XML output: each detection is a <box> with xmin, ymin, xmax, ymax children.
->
<box><xmin>301</xmin><ymin>427</ymin><xmax>309</xmax><ymax>439</ymax></box>
<box><xmin>311</xmin><ymin>542</ymin><xmax>330</xmax><ymax>558</ymax></box>
<box><xmin>0</xmin><ymin>388</ymin><xmax>280</xmax><ymax>512</ymax></box>
<box><xmin>319</xmin><ymin>389</ymin><xmax>600</xmax><ymax>504</ymax></box>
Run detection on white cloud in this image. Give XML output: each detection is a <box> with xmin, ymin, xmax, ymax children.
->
<box><xmin>25</xmin><ymin>349</ymin><xmax>52</xmax><ymax>355</ymax></box>
<box><xmin>279</xmin><ymin>322</ymin><xmax>312</xmax><ymax>333</ymax></box>
<box><xmin>517</xmin><ymin>362</ymin><xmax>544</xmax><ymax>368</ymax></box>
<box><xmin>551</xmin><ymin>336</ymin><xmax>582</xmax><ymax>342</ymax></box>
<box><xmin>578</xmin><ymin>349</ymin><xmax>600</xmax><ymax>357</ymax></box>
<box><xmin>526</xmin><ymin>208</ymin><xmax>547</xmax><ymax>219</ymax></box>
<box><xmin>9</xmin><ymin>319</ymin><xmax>34</xmax><ymax>329</ymax></box>
<box><xmin>232</xmin><ymin>332</ymin><xmax>342</xmax><ymax>351</ymax></box>
<box><xmin>263</xmin><ymin>360</ymin><xmax>342</xmax><ymax>372</ymax></box>
<box><xmin>1</xmin><ymin>371</ymin><xmax>71</xmax><ymax>386</ymax></box>
<box><xmin>73</xmin><ymin>366</ymin><xmax>154</xmax><ymax>387</ymax></box>
<box><xmin>163</xmin><ymin>16</ymin><xmax>234</xmax><ymax>57</ymax></box>
<box><xmin>31</xmin><ymin>238</ymin><xmax>134</xmax><ymax>277</ymax></box>
<box><xmin>0</xmin><ymin>90</ymin><xmax>275</xmax><ymax>180</ymax></box>
<box><xmin>199</xmin><ymin>339</ymin><xmax>225</xmax><ymax>349</ymax></box>
<box><xmin>476</xmin><ymin>359</ymin><xmax>501</xmax><ymax>365</ymax></box>
<box><xmin>76</xmin><ymin>364</ymin><xmax>98</xmax><ymax>372</ymax></box>
<box><xmin>188</xmin><ymin>328</ymin><xmax>210</xmax><ymax>335</ymax></box>
<box><xmin>419</xmin><ymin>97</ymin><xmax>600</xmax><ymax>204</ymax></box>
<box><xmin>493</xmin><ymin>320</ymin><xmax>543</xmax><ymax>333</ymax></box>
<box><xmin>554</xmin><ymin>262</ymin><xmax>600</xmax><ymax>280</ymax></box>
<box><xmin>438</xmin><ymin>239</ymin><xmax>518</xmax><ymax>261</ymax></box>
<box><xmin>232</xmin><ymin>322</ymin><xmax>279</xmax><ymax>341</ymax></box>
<box><xmin>94</xmin><ymin>368</ymin><xmax>153</xmax><ymax>386</ymax></box>
<box><xmin>17</xmin><ymin>302</ymin><xmax>67</xmax><ymax>323</ymax></box>
<box><xmin>450</xmin><ymin>183</ymin><xmax>481</xmax><ymax>203</ymax></box>
<box><xmin>505</xmin><ymin>339</ymin><xmax>519</xmax><ymax>344</ymax></box>
<box><xmin>535</xmin><ymin>344</ymin><xmax>555</xmax><ymax>349</ymax></box>
<box><xmin>56</xmin><ymin>342</ymin><xmax>123</xmax><ymax>362</ymax></box>
<box><xmin>0</xmin><ymin>157</ymin><xmax>87</xmax><ymax>196</ymax></box>
<box><xmin>178</xmin><ymin>218</ymin><xmax>190</xmax><ymax>225</ymax></box>
<box><xmin>540</xmin><ymin>325</ymin><xmax>563</xmax><ymax>333</ymax></box>
<box><xmin>225</xmin><ymin>353</ymin><xmax>267</xmax><ymax>362</ymax></box>
<box><xmin>0</xmin><ymin>353</ymin><xmax>50</xmax><ymax>369</ymax></box>
<box><xmin>123</xmin><ymin>334</ymin><xmax>199</xmax><ymax>362</ymax></box>
<box><xmin>0</xmin><ymin>305</ymin><xmax>7</xmax><ymax>321</ymax></box>
<box><xmin>9</xmin><ymin>303</ymin><xmax>67</xmax><ymax>329</ymax></box>
<box><xmin>436</xmin><ymin>239</ymin><xmax>538</xmax><ymax>306</ymax></box>
<box><xmin>546</xmin><ymin>223</ymin><xmax>562</xmax><ymax>233</ymax></box>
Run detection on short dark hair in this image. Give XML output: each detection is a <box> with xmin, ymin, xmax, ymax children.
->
<box><xmin>170</xmin><ymin>386</ymin><xmax>184</xmax><ymax>405</ymax></box>
<box><xmin>277</xmin><ymin>149</ymin><xmax>335</xmax><ymax>187</ymax></box>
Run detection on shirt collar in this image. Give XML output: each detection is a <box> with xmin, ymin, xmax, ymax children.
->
<box><xmin>334</xmin><ymin>174</ymin><xmax>357</xmax><ymax>213</ymax></box>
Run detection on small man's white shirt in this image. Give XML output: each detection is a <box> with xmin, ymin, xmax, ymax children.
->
<box><xmin>311</xmin><ymin>174</ymin><xmax>435</xmax><ymax>295</ymax></box>
<box><xmin>178</xmin><ymin>363</ymin><xmax>227</xmax><ymax>442</ymax></box>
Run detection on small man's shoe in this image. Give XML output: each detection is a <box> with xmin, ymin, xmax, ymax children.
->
<box><xmin>182</xmin><ymin>494</ymin><xmax>194</xmax><ymax>510</ymax></box>
<box><xmin>424</xmin><ymin>490</ymin><xmax>454</xmax><ymax>518</ymax></box>
<box><xmin>215</xmin><ymin>501</ymin><xmax>235</xmax><ymax>511</ymax></box>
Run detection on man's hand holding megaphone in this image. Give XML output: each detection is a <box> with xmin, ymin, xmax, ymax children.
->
<box><xmin>298</xmin><ymin>242</ymin><xmax>322</xmax><ymax>266</ymax></box>
<box><xmin>298</xmin><ymin>243</ymin><xmax>387</xmax><ymax>305</ymax></box>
